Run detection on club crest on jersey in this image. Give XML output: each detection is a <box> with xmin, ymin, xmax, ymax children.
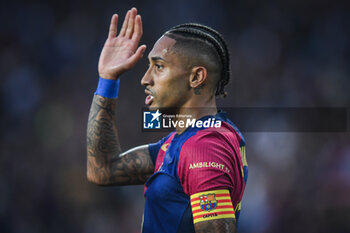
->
<box><xmin>161</xmin><ymin>143</ymin><xmax>169</xmax><ymax>152</ymax></box>
<box><xmin>199</xmin><ymin>194</ymin><xmax>217</xmax><ymax>211</ymax></box>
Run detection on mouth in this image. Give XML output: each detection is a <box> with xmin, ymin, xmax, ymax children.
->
<box><xmin>144</xmin><ymin>88</ymin><xmax>154</xmax><ymax>106</ymax></box>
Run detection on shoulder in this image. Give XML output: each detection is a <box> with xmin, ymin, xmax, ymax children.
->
<box><xmin>178</xmin><ymin>123</ymin><xmax>242</xmax><ymax>173</ymax></box>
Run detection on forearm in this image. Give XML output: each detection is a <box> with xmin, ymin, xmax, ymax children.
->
<box><xmin>87</xmin><ymin>94</ymin><xmax>154</xmax><ymax>185</ymax></box>
<box><xmin>87</xmin><ymin>94</ymin><xmax>121</xmax><ymax>184</ymax></box>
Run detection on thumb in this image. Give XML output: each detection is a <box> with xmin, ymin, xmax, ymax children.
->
<box><xmin>128</xmin><ymin>45</ymin><xmax>147</xmax><ymax>66</ymax></box>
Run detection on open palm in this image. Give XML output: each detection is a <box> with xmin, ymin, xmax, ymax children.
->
<box><xmin>98</xmin><ymin>8</ymin><xmax>146</xmax><ymax>80</ymax></box>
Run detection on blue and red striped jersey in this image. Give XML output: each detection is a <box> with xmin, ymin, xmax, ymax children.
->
<box><xmin>143</xmin><ymin>111</ymin><xmax>248</xmax><ymax>233</ymax></box>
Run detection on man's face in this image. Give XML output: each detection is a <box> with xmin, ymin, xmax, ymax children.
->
<box><xmin>141</xmin><ymin>36</ymin><xmax>191</xmax><ymax>110</ymax></box>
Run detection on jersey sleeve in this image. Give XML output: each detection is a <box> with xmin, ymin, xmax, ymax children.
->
<box><xmin>148</xmin><ymin>133</ymin><xmax>172</xmax><ymax>164</ymax></box>
<box><xmin>178</xmin><ymin>130</ymin><xmax>244</xmax><ymax>199</ymax></box>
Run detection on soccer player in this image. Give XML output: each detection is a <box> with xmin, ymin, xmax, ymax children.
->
<box><xmin>87</xmin><ymin>7</ymin><xmax>248</xmax><ymax>233</ymax></box>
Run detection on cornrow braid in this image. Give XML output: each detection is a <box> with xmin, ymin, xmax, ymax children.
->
<box><xmin>165</xmin><ymin>23</ymin><xmax>230</xmax><ymax>97</ymax></box>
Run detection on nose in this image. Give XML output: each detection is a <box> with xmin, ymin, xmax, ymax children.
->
<box><xmin>141</xmin><ymin>67</ymin><xmax>154</xmax><ymax>86</ymax></box>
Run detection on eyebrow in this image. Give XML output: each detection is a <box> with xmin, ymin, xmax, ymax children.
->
<box><xmin>150</xmin><ymin>56</ymin><xmax>166</xmax><ymax>62</ymax></box>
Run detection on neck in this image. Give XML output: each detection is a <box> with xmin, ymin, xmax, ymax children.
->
<box><xmin>175</xmin><ymin>94</ymin><xmax>217</xmax><ymax>134</ymax></box>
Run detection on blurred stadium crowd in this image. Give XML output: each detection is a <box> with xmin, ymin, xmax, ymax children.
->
<box><xmin>0</xmin><ymin>0</ymin><xmax>349</xmax><ymax>233</ymax></box>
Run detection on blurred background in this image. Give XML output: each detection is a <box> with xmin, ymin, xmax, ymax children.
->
<box><xmin>0</xmin><ymin>0</ymin><xmax>349</xmax><ymax>232</ymax></box>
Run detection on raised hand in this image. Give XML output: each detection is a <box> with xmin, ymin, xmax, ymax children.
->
<box><xmin>98</xmin><ymin>8</ymin><xmax>146</xmax><ymax>80</ymax></box>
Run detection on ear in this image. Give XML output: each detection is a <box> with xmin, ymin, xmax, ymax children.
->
<box><xmin>189</xmin><ymin>66</ymin><xmax>207</xmax><ymax>88</ymax></box>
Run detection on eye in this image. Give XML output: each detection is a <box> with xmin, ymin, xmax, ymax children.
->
<box><xmin>155</xmin><ymin>64</ymin><xmax>164</xmax><ymax>71</ymax></box>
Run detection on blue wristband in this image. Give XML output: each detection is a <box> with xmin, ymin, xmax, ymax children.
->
<box><xmin>95</xmin><ymin>77</ymin><xmax>120</xmax><ymax>98</ymax></box>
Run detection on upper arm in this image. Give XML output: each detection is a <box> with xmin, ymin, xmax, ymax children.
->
<box><xmin>87</xmin><ymin>144</ymin><xmax>155</xmax><ymax>185</ymax></box>
<box><xmin>177</xmin><ymin>131</ymin><xmax>243</xmax><ymax>231</ymax></box>
<box><xmin>190</xmin><ymin>189</ymin><xmax>236</xmax><ymax>232</ymax></box>
<box><xmin>105</xmin><ymin>133</ymin><xmax>173</xmax><ymax>185</ymax></box>
<box><xmin>194</xmin><ymin>218</ymin><xmax>236</xmax><ymax>233</ymax></box>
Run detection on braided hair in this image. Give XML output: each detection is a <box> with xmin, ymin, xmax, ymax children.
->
<box><xmin>164</xmin><ymin>23</ymin><xmax>230</xmax><ymax>97</ymax></box>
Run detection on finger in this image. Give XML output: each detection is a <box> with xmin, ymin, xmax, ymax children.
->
<box><xmin>127</xmin><ymin>45</ymin><xmax>147</xmax><ymax>67</ymax></box>
<box><xmin>108</xmin><ymin>14</ymin><xmax>118</xmax><ymax>39</ymax></box>
<box><xmin>119</xmin><ymin>10</ymin><xmax>130</xmax><ymax>36</ymax></box>
<box><xmin>126</xmin><ymin>8</ymin><xmax>137</xmax><ymax>38</ymax></box>
<box><xmin>132</xmin><ymin>15</ymin><xmax>143</xmax><ymax>41</ymax></box>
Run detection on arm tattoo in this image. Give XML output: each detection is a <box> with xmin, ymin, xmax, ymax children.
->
<box><xmin>87</xmin><ymin>95</ymin><xmax>154</xmax><ymax>185</ymax></box>
<box><xmin>194</xmin><ymin>218</ymin><xmax>236</xmax><ymax>233</ymax></box>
